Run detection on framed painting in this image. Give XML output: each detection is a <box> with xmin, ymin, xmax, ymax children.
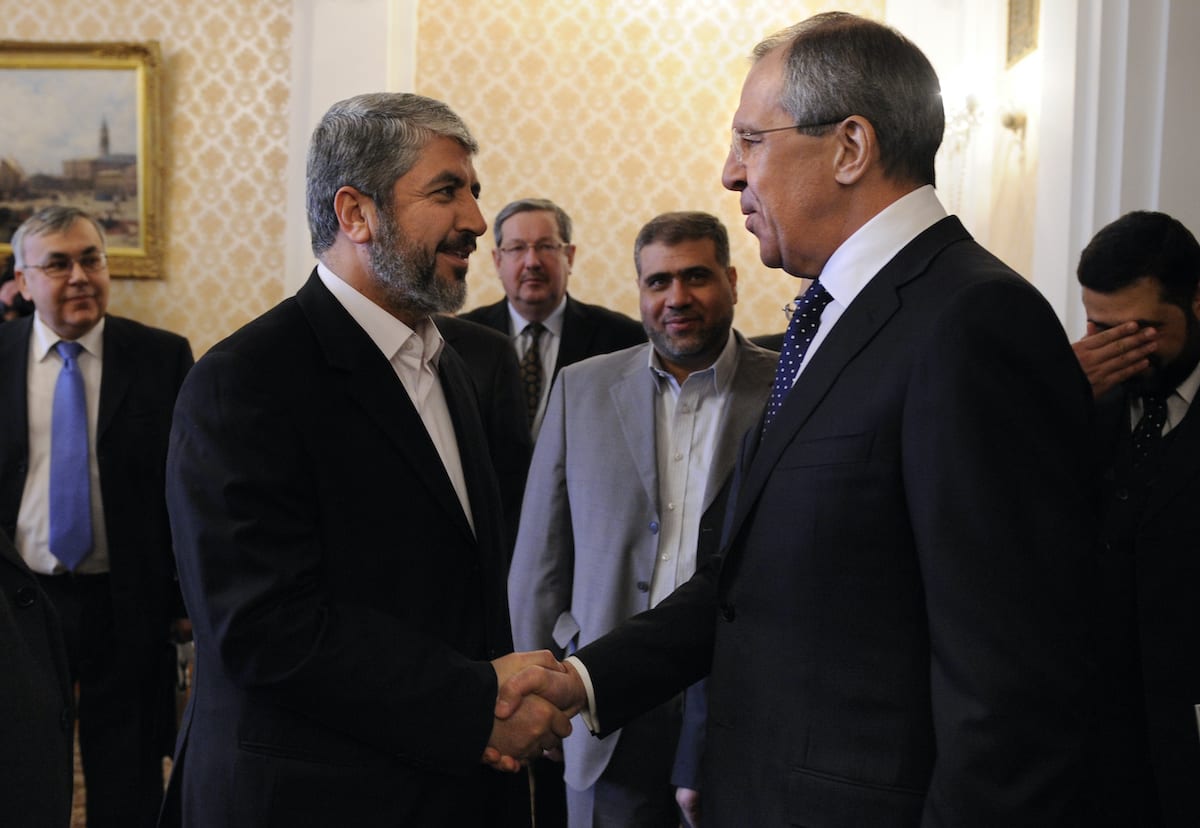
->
<box><xmin>0</xmin><ymin>40</ymin><xmax>162</xmax><ymax>278</ymax></box>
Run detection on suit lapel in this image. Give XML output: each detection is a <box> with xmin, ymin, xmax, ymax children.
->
<box><xmin>0</xmin><ymin>317</ymin><xmax>31</xmax><ymax>460</ymax></box>
<box><xmin>555</xmin><ymin>296</ymin><xmax>592</xmax><ymax>378</ymax></box>
<box><xmin>296</xmin><ymin>273</ymin><xmax>476</xmax><ymax>544</ymax></box>
<box><xmin>609</xmin><ymin>347</ymin><xmax>659</xmax><ymax>510</ymax></box>
<box><xmin>97</xmin><ymin>317</ymin><xmax>133</xmax><ymax>443</ymax></box>
<box><xmin>723</xmin><ymin>217</ymin><xmax>971</xmax><ymax>549</ymax></box>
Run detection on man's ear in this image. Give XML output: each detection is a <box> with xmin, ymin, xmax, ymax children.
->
<box><xmin>1191</xmin><ymin>282</ymin><xmax>1200</xmax><ymax>323</ymax></box>
<box><xmin>334</xmin><ymin>186</ymin><xmax>374</xmax><ymax>244</ymax></box>
<box><xmin>832</xmin><ymin>116</ymin><xmax>876</xmax><ymax>186</ymax></box>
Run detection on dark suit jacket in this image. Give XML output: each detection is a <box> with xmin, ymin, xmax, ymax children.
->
<box><xmin>1089</xmin><ymin>390</ymin><xmax>1200</xmax><ymax>826</ymax></box>
<box><xmin>0</xmin><ymin>313</ymin><xmax>191</xmax><ymax>699</ymax></box>
<box><xmin>162</xmin><ymin>272</ymin><xmax>523</xmax><ymax>827</ymax></box>
<box><xmin>435</xmin><ymin>314</ymin><xmax>532</xmax><ymax>558</ymax></box>
<box><xmin>575</xmin><ymin>217</ymin><xmax>1098</xmax><ymax>826</ymax></box>
<box><xmin>459</xmin><ymin>294</ymin><xmax>645</xmax><ymax>383</ymax></box>
<box><xmin>0</xmin><ymin>528</ymin><xmax>73</xmax><ymax>828</ymax></box>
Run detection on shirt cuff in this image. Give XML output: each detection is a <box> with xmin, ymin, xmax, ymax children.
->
<box><xmin>564</xmin><ymin>655</ymin><xmax>599</xmax><ymax>733</ymax></box>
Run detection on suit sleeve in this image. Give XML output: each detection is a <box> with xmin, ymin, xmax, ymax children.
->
<box><xmin>167</xmin><ymin>348</ymin><xmax>497</xmax><ymax>774</ymax></box>
<box><xmin>902</xmin><ymin>278</ymin><xmax>1097</xmax><ymax>824</ymax></box>
<box><xmin>508</xmin><ymin>373</ymin><xmax>574</xmax><ymax>657</ymax></box>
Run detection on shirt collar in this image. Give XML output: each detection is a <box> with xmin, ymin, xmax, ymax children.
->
<box><xmin>507</xmin><ymin>294</ymin><xmax>567</xmax><ymax>340</ymax></box>
<box><xmin>1173</xmin><ymin>355</ymin><xmax>1200</xmax><ymax>408</ymax></box>
<box><xmin>816</xmin><ymin>184</ymin><xmax>947</xmax><ymax>308</ymax></box>
<box><xmin>317</xmin><ymin>262</ymin><xmax>444</xmax><ymax>366</ymax></box>
<box><xmin>648</xmin><ymin>328</ymin><xmax>738</xmax><ymax>393</ymax></box>
<box><xmin>31</xmin><ymin>314</ymin><xmax>105</xmax><ymax>361</ymax></box>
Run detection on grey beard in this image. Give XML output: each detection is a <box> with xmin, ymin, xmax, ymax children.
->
<box><xmin>369</xmin><ymin>210</ymin><xmax>467</xmax><ymax>317</ymax></box>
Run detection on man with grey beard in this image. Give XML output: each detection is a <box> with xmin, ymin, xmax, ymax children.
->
<box><xmin>160</xmin><ymin>92</ymin><xmax>571</xmax><ymax>827</ymax></box>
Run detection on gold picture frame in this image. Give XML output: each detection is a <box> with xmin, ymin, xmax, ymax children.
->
<box><xmin>1006</xmin><ymin>0</ymin><xmax>1040</xmax><ymax>68</ymax></box>
<box><xmin>0</xmin><ymin>40</ymin><xmax>163</xmax><ymax>279</ymax></box>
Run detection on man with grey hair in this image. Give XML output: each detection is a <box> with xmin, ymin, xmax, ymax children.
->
<box><xmin>461</xmin><ymin>197</ymin><xmax>644</xmax><ymax>438</ymax></box>
<box><xmin>494</xmin><ymin>13</ymin><xmax>1098</xmax><ymax>825</ymax></box>
<box><xmin>161</xmin><ymin>93</ymin><xmax>570</xmax><ymax>827</ymax></box>
<box><xmin>1</xmin><ymin>205</ymin><xmax>193</xmax><ymax>827</ymax></box>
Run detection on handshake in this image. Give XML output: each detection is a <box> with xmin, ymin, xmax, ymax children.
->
<box><xmin>483</xmin><ymin>650</ymin><xmax>589</xmax><ymax>772</ymax></box>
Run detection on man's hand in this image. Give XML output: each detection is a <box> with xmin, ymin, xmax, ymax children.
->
<box><xmin>482</xmin><ymin>651</ymin><xmax>573</xmax><ymax>772</ymax></box>
<box><xmin>482</xmin><ymin>659</ymin><xmax>588</xmax><ymax>771</ymax></box>
<box><xmin>676</xmin><ymin>786</ymin><xmax>701</xmax><ymax>828</ymax></box>
<box><xmin>1072</xmin><ymin>321</ymin><xmax>1156</xmax><ymax>398</ymax></box>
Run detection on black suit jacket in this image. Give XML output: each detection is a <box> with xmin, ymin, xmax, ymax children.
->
<box><xmin>1089</xmin><ymin>390</ymin><xmax>1200</xmax><ymax>826</ymax></box>
<box><xmin>0</xmin><ymin>528</ymin><xmax>73</xmax><ymax>828</ymax></box>
<box><xmin>459</xmin><ymin>294</ymin><xmax>645</xmax><ymax>382</ymax></box>
<box><xmin>435</xmin><ymin>314</ymin><xmax>532</xmax><ymax>558</ymax></box>
<box><xmin>0</xmin><ymin>314</ymin><xmax>192</xmax><ymax>671</ymax></box>
<box><xmin>163</xmin><ymin>272</ymin><xmax>523</xmax><ymax>826</ymax></box>
<box><xmin>576</xmin><ymin>217</ymin><xmax>1098</xmax><ymax>826</ymax></box>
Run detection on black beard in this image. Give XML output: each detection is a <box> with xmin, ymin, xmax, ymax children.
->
<box><xmin>1127</xmin><ymin>312</ymin><xmax>1200</xmax><ymax>396</ymax></box>
<box><xmin>369</xmin><ymin>203</ymin><xmax>467</xmax><ymax>317</ymax></box>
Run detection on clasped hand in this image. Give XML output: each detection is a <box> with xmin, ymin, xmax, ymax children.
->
<box><xmin>482</xmin><ymin>650</ymin><xmax>588</xmax><ymax>772</ymax></box>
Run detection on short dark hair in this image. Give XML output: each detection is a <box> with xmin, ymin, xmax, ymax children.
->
<box><xmin>306</xmin><ymin>93</ymin><xmax>477</xmax><ymax>255</ymax></box>
<box><xmin>1077</xmin><ymin>211</ymin><xmax>1200</xmax><ymax>310</ymax></box>
<box><xmin>754</xmin><ymin>12</ymin><xmax>944</xmax><ymax>186</ymax></box>
<box><xmin>492</xmin><ymin>198</ymin><xmax>573</xmax><ymax>247</ymax></box>
<box><xmin>633</xmin><ymin>212</ymin><xmax>730</xmax><ymax>277</ymax></box>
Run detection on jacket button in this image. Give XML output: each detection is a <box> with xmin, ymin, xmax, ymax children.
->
<box><xmin>1115</xmin><ymin>488</ymin><xmax>1129</xmax><ymax>501</ymax></box>
<box><xmin>720</xmin><ymin>602</ymin><xmax>735</xmax><ymax>622</ymax></box>
<box><xmin>648</xmin><ymin>521</ymin><xmax>659</xmax><ymax>534</ymax></box>
<box><xmin>15</xmin><ymin>586</ymin><xmax>36</xmax><ymax>608</ymax></box>
<box><xmin>636</xmin><ymin>581</ymin><xmax>649</xmax><ymax>593</ymax></box>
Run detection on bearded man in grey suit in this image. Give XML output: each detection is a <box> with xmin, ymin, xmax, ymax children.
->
<box><xmin>508</xmin><ymin>211</ymin><xmax>776</xmax><ymax>828</ymax></box>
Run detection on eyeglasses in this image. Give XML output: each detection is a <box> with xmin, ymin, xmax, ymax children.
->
<box><xmin>497</xmin><ymin>242</ymin><xmax>567</xmax><ymax>259</ymax></box>
<box><xmin>24</xmin><ymin>252</ymin><xmax>108</xmax><ymax>280</ymax></box>
<box><xmin>730</xmin><ymin>118</ymin><xmax>846</xmax><ymax>163</ymax></box>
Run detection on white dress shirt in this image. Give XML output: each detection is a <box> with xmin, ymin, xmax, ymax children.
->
<box><xmin>787</xmin><ymin>184</ymin><xmax>947</xmax><ymax>386</ymax></box>
<box><xmin>648</xmin><ymin>330</ymin><xmax>738</xmax><ymax>607</ymax></box>
<box><xmin>16</xmin><ymin>315</ymin><xmax>111</xmax><ymax>574</ymax></box>
<box><xmin>507</xmin><ymin>296</ymin><xmax>567</xmax><ymax>438</ymax></box>
<box><xmin>318</xmin><ymin>263</ymin><xmax>474</xmax><ymax>533</ymax></box>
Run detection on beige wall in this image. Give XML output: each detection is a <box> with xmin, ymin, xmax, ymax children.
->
<box><xmin>3</xmin><ymin>0</ymin><xmax>887</xmax><ymax>353</ymax></box>
<box><xmin>420</xmin><ymin>0</ymin><xmax>883</xmax><ymax>338</ymax></box>
<box><xmin>1</xmin><ymin>0</ymin><xmax>293</xmax><ymax>355</ymax></box>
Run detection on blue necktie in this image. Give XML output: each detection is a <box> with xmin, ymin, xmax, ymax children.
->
<box><xmin>49</xmin><ymin>341</ymin><xmax>93</xmax><ymax>571</ymax></box>
<box><xmin>763</xmin><ymin>280</ymin><xmax>833</xmax><ymax>432</ymax></box>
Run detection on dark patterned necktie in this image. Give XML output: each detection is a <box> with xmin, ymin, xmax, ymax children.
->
<box><xmin>1131</xmin><ymin>392</ymin><xmax>1169</xmax><ymax>465</ymax></box>
<box><xmin>519</xmin><ymin>322</ymin><xmax>545</xmax><ymax>427</ymax></box>
<box><xmin>763</xmin><ymin>280</ymin><xmax>833</xmax><ymax>432</ymax></box>
<box><xmin>49</xmin><ymin>341</ymin><xmax>93</xmax><ymax>570</ymax></box>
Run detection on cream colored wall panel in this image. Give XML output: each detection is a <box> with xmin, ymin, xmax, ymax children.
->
<box><xmin>1</xmin><ymin>0</ymin><xmax>293</xmax><ymax>355</ymax></box>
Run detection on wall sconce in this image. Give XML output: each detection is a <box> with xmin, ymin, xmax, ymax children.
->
<box><xmin>1000</xmin><ymin>108</ymin><xmax>1027</xmax><ymax>143</ymax></box>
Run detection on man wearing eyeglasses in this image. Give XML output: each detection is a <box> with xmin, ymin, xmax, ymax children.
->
<box><xmin>492</xmin><ymin>13</ymin><xmax>1098</xmax><ymax>826</ymax></box>
<box><xmin>461</xmin><ymin>198</ymin><xmax>644</xmax><ymax>438</ymax></box>
<box><xmin>0</xmin><ymin>205</ymin><xmax>193</xmax><ymax>827</ymax></box>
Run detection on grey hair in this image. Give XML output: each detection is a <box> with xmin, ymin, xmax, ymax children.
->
<box><xmin>306</xmin><ymin>92</ymin><xmax>478</xmax><ymax>255</ymax></box>
<box><xmin>633</xmin><ymin>211</ymin><xmax>730</xmax><ymax>277</ymax></box>
<box><xmin>754</xmin><ymin>12</ymin><xmax>944</xmax><ymax>186</ymax></box>
<box><xmin>492</xmin><ymin>198</ymin><xmax>573</xmax><ymax>247</ymax></box>
<box><xmin>11</xmin><ymin>206</ymin><xmax>107</xmax><ymax>269</ymax></box>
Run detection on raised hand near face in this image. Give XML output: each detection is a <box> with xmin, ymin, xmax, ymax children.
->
<box><xmin>1073</xmin><ymin>320</ymin><xmax>1157</xmax><ymax>398</ymax></box>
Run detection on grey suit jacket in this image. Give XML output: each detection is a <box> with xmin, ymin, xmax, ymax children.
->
<box><xmin>508</xmin><ymin>331</ymin><xmax>776</xmax><ymax>790</ymax></box>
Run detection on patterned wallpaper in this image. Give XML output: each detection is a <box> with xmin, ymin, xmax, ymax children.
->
<box><xmin>422</xmin><ymin>0</ymin><xmax>884</xmax><ymax>339</ymax></box>
<box><xmin>1</xmin><ymin>0</ymin><xmax>883</xmax><ymax>352</ymax></box>
<box><xmin>0</xmin><ymin>0</ymin><xmax>292</xmax><ymax>355</ymax></box>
